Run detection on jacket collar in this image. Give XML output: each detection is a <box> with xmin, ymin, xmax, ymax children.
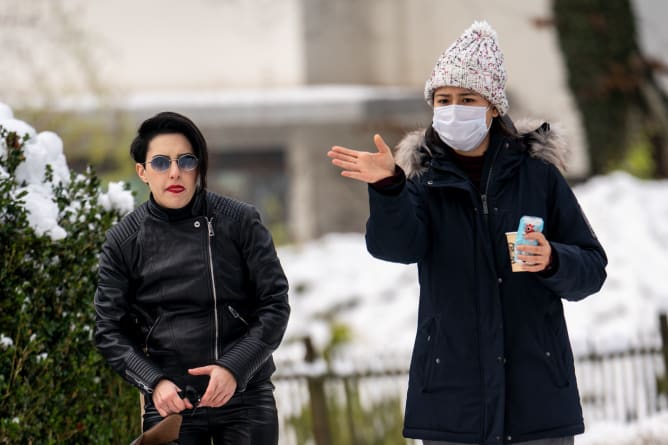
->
<box><xmin>416</xmin><ymin>129</ymin><xmax>512</xmax><ymax>193</ymax></box>
<box><xmin>147</xmin><ymin>188</ymin><xmax>207</xmax><ymax>221</ymax></box>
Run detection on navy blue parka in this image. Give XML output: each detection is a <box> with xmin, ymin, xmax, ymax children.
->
<box><xmin>365</xmin><ymin>121</ymin><xmax>607</xmax><ymax>444</ymax></box>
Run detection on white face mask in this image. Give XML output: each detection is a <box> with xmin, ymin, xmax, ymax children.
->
<box><xmin>432</xmin><ymin>105</ymin><xmax>491</xmax><ymax>152</ymax></box>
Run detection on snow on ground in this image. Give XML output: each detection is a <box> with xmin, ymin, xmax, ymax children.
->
<box><xmin>277</xmin><ymin>233</ymin><xmax>418</xmax><ymax>365</ymax></box>
<box><xmin>578</xmin><ymin>412</ymin><xmax>668</xmax><ymax>445</ymax></box>
<box><xmin>564</xmin><ymin>173</ymin><xmax>668</xmax><ymax>355</ymax></box>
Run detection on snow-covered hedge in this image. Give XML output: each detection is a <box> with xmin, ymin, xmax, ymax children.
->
<box><xmin>0</xmin><ymin>103</ymin><xmax>138</xmax><ymax>443</ymax></box>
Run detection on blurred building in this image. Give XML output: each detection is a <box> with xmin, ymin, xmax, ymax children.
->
<box><xmin>8</xmin><ymin>0</ymin><xmax>663</xmax><ymax>241</ymax></box>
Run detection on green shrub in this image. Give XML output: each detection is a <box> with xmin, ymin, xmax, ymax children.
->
<box><xmin>0</xmin><ymin>119</ymin><xmax>139</xmax><ymax>443</ymax></box>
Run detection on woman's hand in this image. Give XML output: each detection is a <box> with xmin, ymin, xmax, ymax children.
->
<box><xmin>152</xmin><ymin>379</ymin><xmax>192</xmax><ymax>417</ymax></box>
<box><xmin>328</xmin><ymin>134</ymin><xmax>396</xmax><ymax>183</ymax></box>
<box><xmin>516</xmin><ymin>231</ymin><xmax>553</xmax><ymax>273</ymax></box>
<box><xmin>188</xmin><ymin>365</ymin><xmax>237</xmax><ymax>408</ymax></box>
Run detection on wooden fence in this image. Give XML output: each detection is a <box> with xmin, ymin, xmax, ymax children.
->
<box><xmin>273</xmin><ymin>314</ymin><xmax>668</xmax><ymax>445</ymax></box>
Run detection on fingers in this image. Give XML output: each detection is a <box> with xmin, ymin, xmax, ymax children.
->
<box><xmin>188</xmin><ymin>365</ymin><xmax>227</xmax><ymax>406</ymax></box>
<box><xmin>330</xmin><ymin>158</ymin><xmax>360</xmax><ymax>173</ymax></box>
<box><xmin>199</xmin><ymin>386</ymin><xmax>233</xmax><ymax>408</ymax></box>
<box><xmin>328</xmin><ymin>135</ymin><xmax>391</xmax><ymax>161</ymax></box>
<box><xmin>516</xmin><ymin>254</ymin><xmax>546</xmax><ymax>268</ymax></box>
<box><xmin>524</xmin><ymin>232</ymin><xmax>547</xmax><ymax>244</ymax></box>
<box><xmin>153</xmin><ymin>383</ymin><xmax>189</xmax><ymax>417</ymax></box>
<box><xmin>328</xmin><ymin>135</ymin><xmax>395</xmax><ymax>184</ymax></box>
<box><xmin>328</xmin><ymin>147</ymin><xmax>364</xmax><ymax>177</ymax></box>
<box><xmin>188</xmin><ymin>365</ymin><xmax>213</xmax><ymax>376</ymax></box>
<box><xmin>373</xmin><ymin>134</ymin><xmax>392</xmax><ymax>154</ymax></box>
<box><xmin>328</xmin><ymin>145</ymin><xmax>360</xmax><ymax>158</ymax></box>
<box><xmin>519</xmin><ymin>261</ymin><xmax>549</xmax><ymax>272</ymax></box>
<box><xmin>516</xmin><ymin>247</ymin><xmax>549</xmax><ymax>271</ymax></box>
<box><xmin>515</xmin><ymin>244</ymin><xmax>542</xmax><ymax>255</ymax></box>
<box><xmin>183</xmin><ymin>398</ymin><xmax>194</xmax><ymax>410</ymax></box>
<box><xmin>328</xmin><ymin>134</ymin><xmax>390</xmax><ymax>157</ymax></box>
<box><xmin>196</xmin><ymin>366</ymin><xmax>238</xmax><ymax>408</ymax></box>
<box><xmin>517</xmin><ymin>233</ymin><xmax>551</xmax><ymax>272</ymax></box>
<box><xmin>328</xmin><ymin>155</ymin><xmax>372</xmax><ymax>183</ymax></box>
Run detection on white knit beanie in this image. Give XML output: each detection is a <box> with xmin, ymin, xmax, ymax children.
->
<box><xmin>424</xmin><ymin>20</ymin><xmax>509</xmax><ymax>115</ymax></box>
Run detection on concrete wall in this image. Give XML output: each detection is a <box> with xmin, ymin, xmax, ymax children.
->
<box><xmin>82</xmin><ymin>0</ymin><xmax>306</xmax><ymax>91</ymax></box>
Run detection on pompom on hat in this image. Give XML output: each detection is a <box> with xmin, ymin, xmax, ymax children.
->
<box><xmin>424</xmin><ymin>20</ymin><xmax>509</xmax><ymax>115</ymax></box>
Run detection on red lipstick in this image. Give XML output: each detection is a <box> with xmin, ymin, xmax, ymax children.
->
<box><xmin>167</xmin><ymin>185</ymin><xmax>185</xmax><ymax>193</ymax></box>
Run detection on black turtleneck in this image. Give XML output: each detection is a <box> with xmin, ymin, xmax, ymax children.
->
<box><xmin>149</xmin><ymin>192</ymin><xmax>200</xmax><ymax>222</ymax></box>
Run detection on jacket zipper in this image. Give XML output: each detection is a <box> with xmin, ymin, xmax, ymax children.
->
<box><xmin>205</xmin><ymin>217</ymin><xmax>219</xmax><ymax>361</ymax></box>
<box><xmin>480</xmin><ymin>144</ymin><xmax>501</xmax><ymax>224</ymax></box>
<box><xmin>125</xmin><ymin>369</ymin><xmax>153</xmax><ymax>394</ymax></box>
<box><xmin>228</xmin><ymin>305</ymin><xmax>249</xmax><ymax>326</ymax></box>
<box><xmin>477</xmin><ymin>141</ymin><xmax>503</xmax><ymax>441</ymax></box>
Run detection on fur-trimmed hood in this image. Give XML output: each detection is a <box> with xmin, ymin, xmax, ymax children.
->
<box><xmin>394</xmin><ymin>118</ymin><xmax>570</xmax><ymax>179</ymax></box>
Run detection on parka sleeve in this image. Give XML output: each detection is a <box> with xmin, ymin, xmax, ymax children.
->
<box><xmin>538</xmin><ymin>165</ymin><xmax>607</xmax><ymax>301</ymax></box>
<box><xmin>365</xmin><ymin>174</ymin><xmax>430</xmax><ymax>264</ymax></box>
<box><xmin>94</xmin><ymin>233</ymin><xmax>166</xmax><ymax>394</ymax></box>
<box><xmin>214</xmin><ymin>206</ymin><xmax>290</xmax><ymax>391</ymax></box>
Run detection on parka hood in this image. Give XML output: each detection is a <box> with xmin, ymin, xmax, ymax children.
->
<box><xmin>394</xmin><ymin>118</ymin><xmax>570</xmax><ymax>179</ymax></box>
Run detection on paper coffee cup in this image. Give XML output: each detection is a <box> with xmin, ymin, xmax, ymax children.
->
<box><xmin>505</xmin><ymin>231</ymin><xmax>523</xmax><ymax>272</ymax></box>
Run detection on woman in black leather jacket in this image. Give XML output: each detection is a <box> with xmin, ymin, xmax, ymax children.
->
<box><xmin>94</xmin><ymin>111</ymin><xmax>290</xmax><ymax>444</ymax></box>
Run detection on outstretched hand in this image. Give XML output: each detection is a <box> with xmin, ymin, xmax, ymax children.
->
<box><xmin>328</xmin><ymin>134</ymin><xmax>396</xmax><ymax>183</ymax></box>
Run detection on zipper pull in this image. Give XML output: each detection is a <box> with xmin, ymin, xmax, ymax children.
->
<box><xmin>481</xmin><ymin>194</ymin><xmax>489</xmax><ymax>216</ymax></box>
<box><xmin>206</xmin><ymin>217</ymin><xmax>214</xmax><ymax>237</ymax></box>
<box><xmin>228</xmin><ymin>305</ymin><xmax>249</xmax><ymax>325</ymax></box>
<box><xmin>125</xmin><ymin>369</ymin><xmax>153</xmax><ymax>394</ymax></box>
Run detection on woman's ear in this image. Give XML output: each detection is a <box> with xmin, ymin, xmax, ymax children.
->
<box><xmin>135</xmin><ymin>163</ymin><xmax>149</xmax><ymax>184</ymax></box>
<box><xmin>492</xmin><ymin>107</ymin><xmax>500</xmax><ymax>118</ymax></box>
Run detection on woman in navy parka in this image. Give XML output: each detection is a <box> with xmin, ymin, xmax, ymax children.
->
<box><xmin>328</xmin><ymin>21</ymin><xmax>606</xmax><ymax>445</ymax></box>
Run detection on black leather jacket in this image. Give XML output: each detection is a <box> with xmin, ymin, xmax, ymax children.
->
<box><xmin>94</xmin><ymin>191</ymin><xmax>290</xmax><ymax>395</ymax></box>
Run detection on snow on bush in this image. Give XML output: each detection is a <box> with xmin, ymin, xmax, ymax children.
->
<box><xmin>0</xmin><ymin>103</ymin><xmax>139</xmax><ymax>443</ymax></box>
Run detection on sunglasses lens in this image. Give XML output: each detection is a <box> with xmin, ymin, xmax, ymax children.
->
<box><xmin>150</xmin><ymin>156</ymin><xmax>171</xmax><ymax>171</ymax></box>
<box><xmin>178</xmin><ymin>155</ymin><xmax>199</xmax><ymax>171</ymax></box>
<box><xmin>148</xmin><ymin>155</ymin><xmax>198</xmax><ymax>172</ymax></box>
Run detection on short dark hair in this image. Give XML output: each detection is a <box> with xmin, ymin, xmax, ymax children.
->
<box><xmin>130</xmin><ymin>111</ymin><xmax>209</xmax><ymax>189</ymax></box>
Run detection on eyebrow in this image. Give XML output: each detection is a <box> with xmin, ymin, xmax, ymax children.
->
<box><xmin>150</xmin><ymin>152</ymin><xmax>194</xmax><ymax>157</ymax></box>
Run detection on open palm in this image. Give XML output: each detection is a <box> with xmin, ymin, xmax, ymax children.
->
<box><xmin>327</xmin><ymin>134</ymin><xmax>396</xmax><ymax>183</ymax></box>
